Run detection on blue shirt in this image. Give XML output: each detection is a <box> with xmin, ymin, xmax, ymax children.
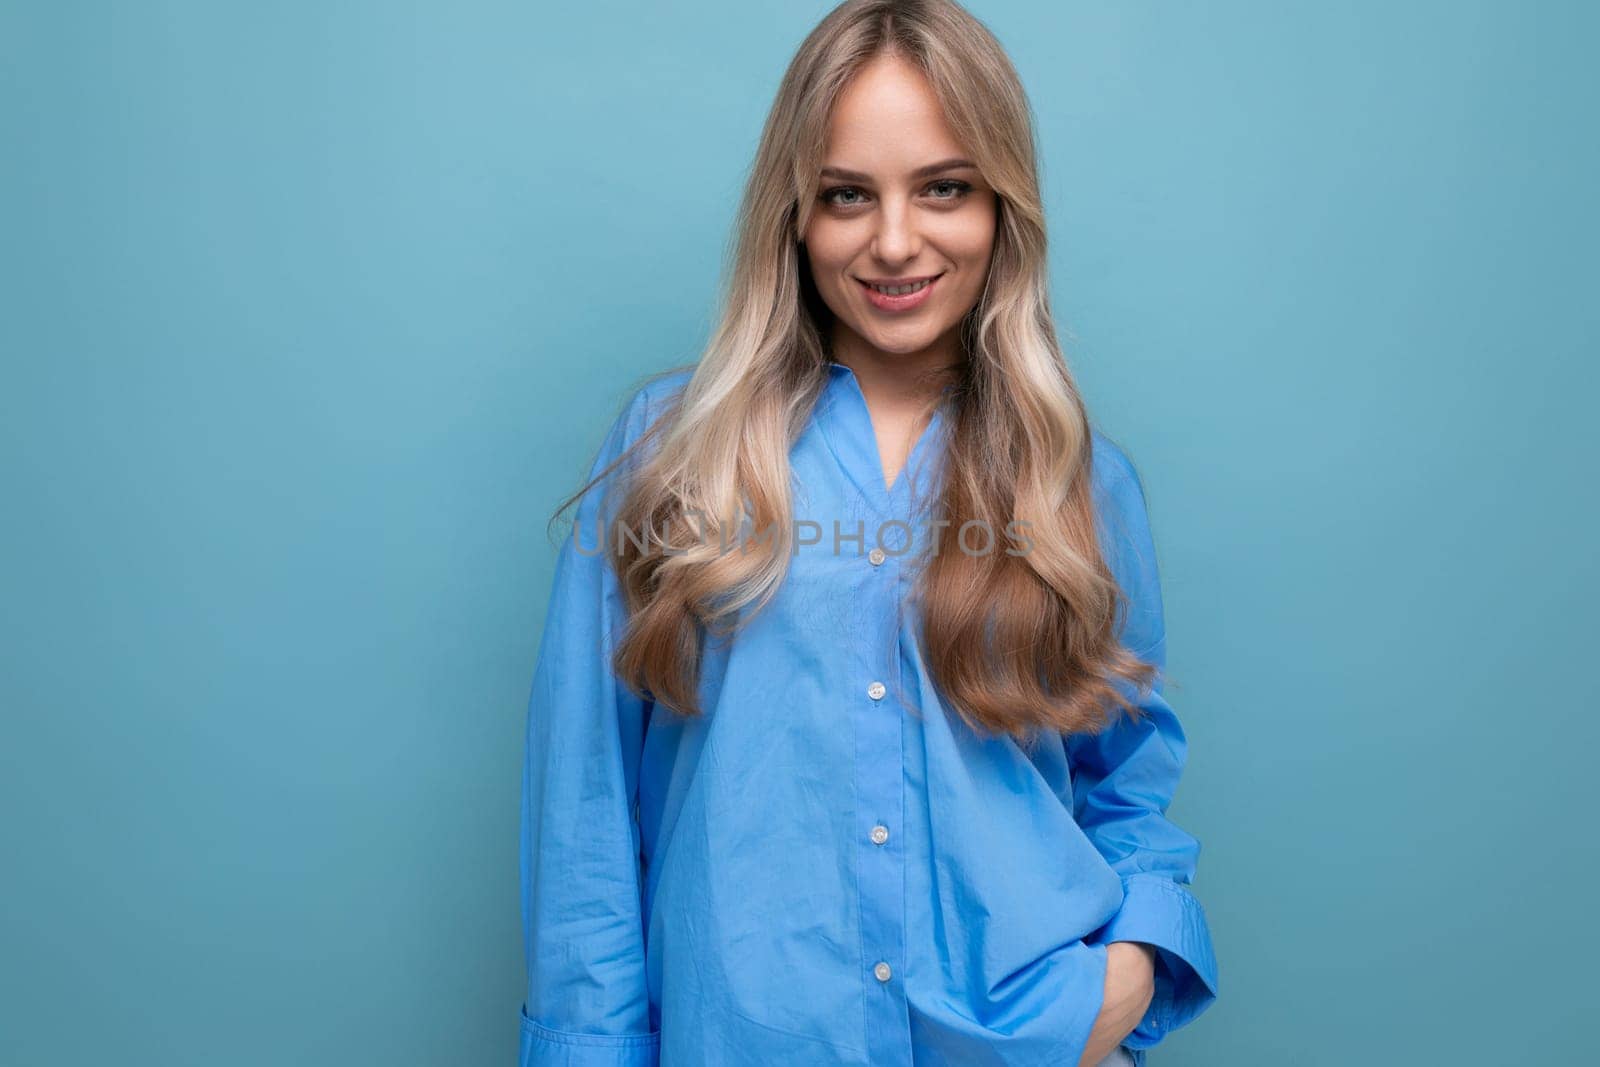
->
<box><xmin>519</xmin><ymin>362</ymin><xmax>1219</xmax><ymax>1067</ymax></box>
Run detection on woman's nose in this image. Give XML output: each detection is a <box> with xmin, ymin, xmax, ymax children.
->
<box><xmin>870</xmin><ymin>198</ymin><xmax>921</xmax><ymax>263</ymax></box>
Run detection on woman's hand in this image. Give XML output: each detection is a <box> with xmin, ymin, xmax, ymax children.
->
<box><xmin>1076</xmin><ymin>941</ymin><xmax>1156</xmax><ymax>1066</ymax></box>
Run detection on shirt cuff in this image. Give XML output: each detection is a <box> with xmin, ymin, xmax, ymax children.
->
<box><xmin>1091</xmin><ymin>874</ymin><xmax>1219</xmax><ymax>1048</ymax></box>
<box><xmin>519</xmin><ymin>1005</ymin><xmax>660</xmax><ymax>1067</ymax></box>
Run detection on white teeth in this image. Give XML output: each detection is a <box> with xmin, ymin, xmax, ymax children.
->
<box><xmin>870</xmin><ymin>279</ymin><xmax>933</xmax><ymax>296</ymax></box>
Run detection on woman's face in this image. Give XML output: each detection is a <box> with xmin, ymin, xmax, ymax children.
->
<box><xmin>801</xmin><ymin>53</ymin><xmax>998</xmax><ymax>367</ymax></box>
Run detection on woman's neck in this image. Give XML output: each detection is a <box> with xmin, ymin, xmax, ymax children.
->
<box><xmin>828</xmin><ymin>328</ymin><xmax>962</xmax><ymax>412</ymax></box>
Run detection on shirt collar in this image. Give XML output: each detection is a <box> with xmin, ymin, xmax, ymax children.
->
<box><xmin>817</xmin><ymin>361</ymin><xmax>949</xmax><ymax>519</ymax></box>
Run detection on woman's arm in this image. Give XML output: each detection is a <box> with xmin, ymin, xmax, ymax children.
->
<box><xmin>1069</xmin><ymin>453</ymin><xmax>1220</xmax><ymax>1056</ymax></box>
<box><xmin>519</xmin><ymin>388</ymin><xmax>660</xmax><ymax>1067</ymax></box>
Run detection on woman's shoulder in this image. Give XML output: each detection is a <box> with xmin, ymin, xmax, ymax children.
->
<box><xmin>613</xmin><ymin>364</ymin><xmax>695</xmax><ymax>443</ymax></box>
<box><xmin>613</xmin><ymin>374</ymin><xmax>1147</xmax><ymax>497</ymax></box>
<box><xmin>1087</xmin><ymin>425</ymin><xmax>1142</xmax><ymax>500</ymax></box>
<box><xmin>593</xmin><ymin>364</ymin><xmax>696</xmax><ymax>457</ymax></box>
<box><xmin>634</xmin><ymin>364</ymin><xmax>696</xmax><ymax>413</ymax></box>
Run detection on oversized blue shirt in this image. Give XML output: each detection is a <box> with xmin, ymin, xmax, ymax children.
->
<box><xmin>519</xmin><ymin>362</ymin><xmax>1219</xmax><ymax>1066</ymax></box>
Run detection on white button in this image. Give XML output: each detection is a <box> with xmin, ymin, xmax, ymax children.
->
<box><xmin>870</xmin><ymin>825</ymin><xmax>889</xmax><ymax>845</ymax></box>
<box><xmin>874</xmin><ymin>961</ymin><xmax>892</xmax><ymax>982</ymax></box>
<box><xmin>867</xmin><ymin>681</ymin><xmax>886</xmax><ymax>700</ymax></box>
<box><xmin>868</xmin><ymin>547</ymin><xmax>886</xmax><ymax>566</ymax></box>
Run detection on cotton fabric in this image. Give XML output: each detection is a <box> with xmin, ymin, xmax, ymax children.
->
<box><xmin>519</xmin><ymin>363</ymin><xmax>1219</xmax><ymax>1066</ymax></box>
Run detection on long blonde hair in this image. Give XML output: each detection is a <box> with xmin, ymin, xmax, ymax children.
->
<box><xmin>551</xmin><ymin>0</ymin><xmax>1157</xmax><ymax>747</ymax></box>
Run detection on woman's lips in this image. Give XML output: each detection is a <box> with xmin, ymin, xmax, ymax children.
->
<box><xmin>858</xmin><ymin>273</ymin><xmax>942</xmax><ymax>312</ymax></box>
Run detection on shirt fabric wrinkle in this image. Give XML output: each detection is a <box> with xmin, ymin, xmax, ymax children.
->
<box><xmin>519</xmin><ymin>363</ymin><xmax>1219</xmax><ymax>1067</ymax></box>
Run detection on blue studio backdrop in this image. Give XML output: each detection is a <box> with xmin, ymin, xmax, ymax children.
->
<box><xmin>2</xmin><ymin>2</ymin><xmax>1595</xmax><ymax>1064</ymax></box>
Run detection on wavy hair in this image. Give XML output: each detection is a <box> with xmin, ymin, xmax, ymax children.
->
<box><xmin>550</xmin><ymin>0</ymin><xmax>1158</xmax><ymax>747</ymax></box>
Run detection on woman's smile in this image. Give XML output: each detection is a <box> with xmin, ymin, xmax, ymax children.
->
<box><xmin>857</xmin><ymin>271</ymin><xmax>944</xmax><ymax>312</ymax></box>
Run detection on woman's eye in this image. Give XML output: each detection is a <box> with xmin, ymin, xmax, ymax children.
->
<box><xmin>820</xmin><ymin>180</ymin><xmax>972</xmax><ymax>208</ymax></box>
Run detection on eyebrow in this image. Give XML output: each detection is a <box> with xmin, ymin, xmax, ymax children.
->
<box><xmin>819</xmin><ymin>157</ymin><xmax>978</xmax><ymax>183</ymax></box>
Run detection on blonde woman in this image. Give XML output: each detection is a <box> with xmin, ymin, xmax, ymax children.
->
<box><xmin>519</xmin><ymin>2</ymin><xmax>1219</xmax><ymax>1064</ymax></box>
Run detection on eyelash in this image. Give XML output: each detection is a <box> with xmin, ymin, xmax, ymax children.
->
<box><xmin>819</xmin><ymin>179</ymin><xmax>973</xmax><ymax>208</ymax></box>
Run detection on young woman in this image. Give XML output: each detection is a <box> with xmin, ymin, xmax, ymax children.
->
<box><xmin>519</xmin><ymin>2</ymin><xmax>1218</xmax><ymax>1065</ymax></box>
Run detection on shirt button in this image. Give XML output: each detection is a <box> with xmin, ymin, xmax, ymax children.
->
<box><xmin>870</xmin><ymin>824</ymin><xmax>889</xmax><ymax>845</ymax></box>
<box><xmin>868</xmin><ymin>547</ymin><xmax>886</xmax><ymax>566</ymax></box>
<box><xmin>874</xmin><ymin>961</ymin><xmax>892</xmax><ymax>982</ymax></box>
<box><xmin>867</xmin><ymin>681</ymin><xmax>886</xmax><ymax>700</ymax></box>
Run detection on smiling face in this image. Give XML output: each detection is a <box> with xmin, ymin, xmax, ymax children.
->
<box><xmin>801</xmin><ymin>52</ymin><xmax>998</xmax><ymax>373</ymax></box>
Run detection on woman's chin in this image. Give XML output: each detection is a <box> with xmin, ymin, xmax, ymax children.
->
<box><xmin>858</xmin><ymin>323</ymin><xmax>946</xmax><ymax>357</ymax></box>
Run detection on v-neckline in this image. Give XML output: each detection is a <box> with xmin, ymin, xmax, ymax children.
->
<box><xmin>818</xmin><ymin>361</ymin><xmax>949</xmax><ymax>521</ymax></box>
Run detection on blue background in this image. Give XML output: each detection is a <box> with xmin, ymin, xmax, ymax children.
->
<box><xmin>3</xmin><ymin>2</ymin><xmax>1594</xmax><ymax>1063</ymax></box>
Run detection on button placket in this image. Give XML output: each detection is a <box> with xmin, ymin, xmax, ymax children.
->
<box><xmin>844</xmin><ymin>487</ymin><xmax>912</xmax><ymax>1064</ymax></box>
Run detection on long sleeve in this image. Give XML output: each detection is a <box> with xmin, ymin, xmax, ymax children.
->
<box><xmin>1068</xmin><ymin>454</ymin><xmax>1220</xmax><ymax>1051</ymax></box>
<box><xmin>519</xmin><ymin>388</ymin><xmax>660</xmax><ymax>1067</ymax></box>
